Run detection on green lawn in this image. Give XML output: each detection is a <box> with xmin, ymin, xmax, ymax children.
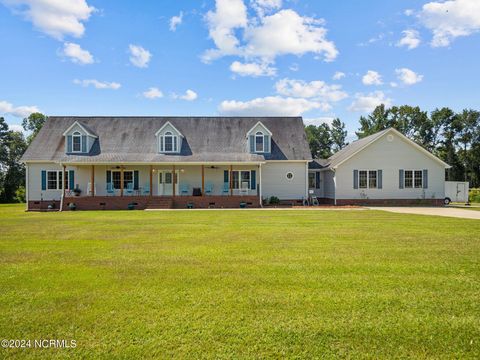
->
<box><xmin>1</xmin><ymin>204</ymin><xmax>479</xmax><ymax>359</ymax></box>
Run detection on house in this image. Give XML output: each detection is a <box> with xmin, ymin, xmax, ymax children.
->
<box><xmin>21</xmin><ymin>117</ymin><xmax>449</xmax><ymax>210</ymax></box>
<box><xmin>21</xmin><ymin>116</ymin><xmax>312</xmax><ymax>210</ymax></box>
<box><xmin>308</xmin><ymin>127</ymin><xmax>450</xmax><ymax>206</ymax></box>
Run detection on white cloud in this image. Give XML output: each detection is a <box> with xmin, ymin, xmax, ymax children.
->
<box><xmin>275</xmin><ymin>78</ymin><xmax>348</xmax><ymax>102</ymax></box>
<box><xmin>128</xmin><ymin>44</ymin><xmax>152</xmax><ymax>68</ymax></box>
<box><xmin>362</xmin><ymin>70</ymin><xmax>383</xmax><ymax>86</ymax></box>
<box><xmin>175</xmin><ymin>89</ymin><xmax>198</xmax><ymax>101</ymax></box>
<box><xmin>303</xmin><ymin>117</ymin><xmax>334</xmax><ymax>126</ymax></box>
<box><xmin>395</xmin><ymin>68</ymin><xmax>424</xmax><ymax>85</ymax></box>
<box><xmin>404</xmin><ymin>9</ymin><xmax>415</xmax><ymax>16</ymax></box>
<box><xmin>289</xmin><ymin>63</ymin><xmax>299</xmax><ymax>72</ymax></box>
<box><xmin>397</xmin><ymin>29</ymin><xmax>421</xmax><ymax>49</ymax></box>
<box><xmin>202</xmin><ymin>0</ymin><xmax>248</xmax><ymax>62</ymax></box>
<box><xmin>61</xmin><ymin>42</ymin><xmax>93</xmax><ymax>64</ymax></box>
<box><xmin>142</xmin><ymin>87</ymin><xmax>163</xmax><ymax>99</ymax></box>
<box><xmin>0</xmin><ymin>100</ymin><xmax>39</xmax><ymax>118</ymax></box>
<box><xmin>251</xmin><ymin>0</ymin><xmax>282</xmax><ymax>17</ymax></box>
<box><xmin>9</xmin><ymin>124</ymin><xmax>24</xmax><ymax>132</ymax></box>
<box><xmin>230</xmin><ymin>61</ymin><xmax>276</xmax><ymax>77</ymax></box>
<box><xmin>332</xmin><ymin>71</ymin><xmax>345</xmax><ymax>80</ymax></box>
<box><xmin>419</xmin><ymin>0</ymin><xmax>480</xmax><ymax>47</ymax></box>
<box><xmin>219</xmin><ymin>96</ymin><xmax>329</xmax><ymax>116</ymax></box>
<box><xmin>348</xmin><ymin>91</ymin><xmax>392</xmax><ymax>112</ymax></box>
<box><xmin>390</xmin><ymin>82</ymin><xmax>398</xmax><ymax>88</ymax></box>
<box><xmin>169</xmin><ymin>11</ymin><xmax>183</xmax><ymax>31</ymax></box>
<box><xmin>2</xmin><ymin>0</ymin><xmax>95</xmax><ymax>40</ymax></box>
<box><xmin>73</xmin><ymin>79</ymin><xmax>121</xmax><ymax>90</ymax></box>
<box><xmin>202</xmin><ymin>1</ymin><xmax>338</xmax><ymax>65</ymax></box>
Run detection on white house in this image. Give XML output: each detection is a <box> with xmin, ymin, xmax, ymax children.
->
<box><xmin>21</xmin><ymin>117</ymin><xmax>449</xmax><ymax>210</ymax></box>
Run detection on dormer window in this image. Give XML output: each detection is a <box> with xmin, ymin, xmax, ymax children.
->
<box><xmin>156</xmin><ymin>121</ymin><xmax>183</xmax><ymax>154</ymax></box>
<box><xmin>248</xmin><ymin>122</ymin><xmax>272</xmax><ymax>154</ymax></box>
<box><xmin>72</xmin><ymin>131</ymin><xmax>82</xmax><ymax>152</ymax></box>
<box><xmin>255</xmin><ymin>132</ymin><xmax>264</xmax><ymax>152</ymax></box>
<box><xmin>160</xmin><ymin>131</ymin><xmax>178</xmax><ymax>153</ymax></box>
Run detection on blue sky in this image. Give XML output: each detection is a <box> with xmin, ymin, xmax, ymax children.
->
<box><xmin>0</xmin><ymin>0</ymin><xmax>479</xmax><ymax>138</ymax></box>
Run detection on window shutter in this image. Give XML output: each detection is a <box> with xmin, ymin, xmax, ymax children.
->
<box><xmin>106</xmin><ymin>170</ymin><xmax>111</xmax><ymax>186</ymax></box>
<box><xmin>67</xmin><ymin>136</ymin><xmax>72</xmax><ymax>153</ymax></box>
<box><xmin>249</xmin><ymin>135</ymin><xmax>255</xmax><ymax>153</ymax></box>
<box><xmin>160</xmin><ymin>137</ymin><xmax>163</xmax><ymax>152</ymax></box>
<box><xmin>264</xmin><ymin>135</ymin><xmax>270</xmax><ymax>153</ymax></box>
<box><xmin>423</xmin><ymin>169</ymin><xmax>428</xmax><ymax>189</ymax></box>
<box><xmin>134</xmin><ymin>170</ymin><xmax>139</xmax><ymax>190</ymax></box>
<box><xmin>399</xmin><ymin>170</ymin><xmax>404</xmax><ymax>189</ymax></box>
<box><xmin>81</xmin><ymin>135</ymin><xmax>87</xmax><ymax>152</ymax></box>
<box><xmin>224</xmin><ymin>170</ymin><xmax>229</xmax><ymax>183</ymax></box>
<box><xmin>174</xmin><ymin>136</ymin><xmax>178</xmax><ymax>152</ymax></box>
<box><xmin>353</xmin><ymin>170</ymin><xmax>358</xmax><ymax>189</ymax></box>
<box><xmin>69</xmin><ymin>170</ymin><xmax>75</xmax><ymax>190</ymax></box>
<box><xmin>378</xmin><ymin>170</ymin><xmax>383</xmax><ymax>189</ymax></box>
<box><xmin>41</xmin><ymin>170</ymin><xmax>46</xmax><ymax>190</ymax></box>
<box><xmin>315</xmin><ymin>172</ymin><xmax>320</xmax><ymax>189</ymax></box>
<box><xmin>251</xmin><ymin>170</ymin><xmax>256</xmax><ymax>190</ymax></box>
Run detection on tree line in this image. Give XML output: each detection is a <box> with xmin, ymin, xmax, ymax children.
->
<box><xmin>305</xmin><ymin>105</ymin><xmax>480</xmax><ymax>187</ymax></box>
<box><xmin>0</xmin><ymin>113</ymin><xmax>46</xmax><ymax>202</ymax></box>
<box><xmin>0</xmin><ymin>106</ymin><xmax>479</xmax><ymax>203</ymax></box>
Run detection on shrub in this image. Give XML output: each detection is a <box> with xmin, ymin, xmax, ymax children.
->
<box><xmin>14</xmin><ymin>186</ymin><xmax>26</xmax><ymax>203</ymax></box>
<box><xmin>269</xmin><ymin>196</ymin><xmax>280</xmax><ymax>205</ymax></box>
<box><xmin>469</xmin><ymin>188</ymin><xmax>480</xmax><ymax>203</ymax></box>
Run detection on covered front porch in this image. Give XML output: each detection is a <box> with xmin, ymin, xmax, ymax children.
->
<box><xmin>60</xmin><ymin>163</ymin><xmax>263</xmax><ymax>209</ymax></box>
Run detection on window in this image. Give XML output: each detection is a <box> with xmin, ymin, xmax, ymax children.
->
<box><xmin>160</xmin><ymin>131</ymin><xmax>178</xmax><ymax>153</ymax></box>
<box><xmin>231</xmin><ymin>171</ymin><xmax>251</xmax><ymax>190</ymax></box>
<box><xmin>72</xmin><ymin>131</ymin><xmax>82</xmax><ymax>152</ymax></box>
<box><xmin>404</xmin><ymin>170</ymin><xmax>423</xmax><ymax>189</ymax></box>
<box><xmin>359</xmin><ymin>171</ymin><xmax>368</xmax><ymax>189</ymax></box>
<box><xmin>308</xmin><ymin>173</ymin><xmax>316</xmax><ymax>188</ymax></box>
<box><xmin>369</xmin><ymin>170</ymin><xmax>377</xmax><ymax>189</ymax></box>
<box><xmin>111</xmin><ymin>170</ymin><xmax>134</xmax><ymax>190</ymax></box>
<box><xmin>46</xmin><ymin>170</ymin><xmax>68</xmax><ymax>190</ymax></box>
<box><xmin>286</xmin><ymin>172</ymin><xmax>294</xmax><ymax>180</ymax></box>
<box><xmin>359</xmin><ymin>170</ymin><xmax>378</xmax><ymax>189</ymax></box>
<box><xmin>255</xmin><ymin>132</ymin><xmax>264</xmax><ymax>152</ymax></box>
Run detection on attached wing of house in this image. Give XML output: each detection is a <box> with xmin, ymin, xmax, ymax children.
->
<box><xmin>21</xmin><ymin>116</ymin><xmax>312</xmax><ymax>210</ymax></box>
<box><xmin>308</xmin><ymin>127</ymin><xmax>450</xmax><ymax>206</ymax></box>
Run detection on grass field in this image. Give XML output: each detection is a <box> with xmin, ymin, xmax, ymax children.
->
<box><xmin>1</xmin><ymin>204</ymin><xmax>479</xmax><ymax>359</ymax></box>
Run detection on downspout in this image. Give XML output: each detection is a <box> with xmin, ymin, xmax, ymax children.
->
<box><xmin>259</xmin><ymin>163</ymin><xmax>262</xmax><ymax>207</ymax></box>
<box><xmin>333</xmin><ymin>169</ymin><xmax>337</xmax><ymax>206</ymax></box>
<box><xmin>59</xmin><ymin>163</ymin><xmax>64</xmax><ymax>212</ymax></box>
<box><xmin>305</xmin><ymin>161</ymin><xmax>309</xmax><ymax>201</ymax></box>
<box><xmin>25</xmin><ymin>164</ymin><xmax>29</xmax><ymax>211</ymax></box>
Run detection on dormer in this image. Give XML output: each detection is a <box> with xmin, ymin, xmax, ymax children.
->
<box><xmin>247</xmin><ymin>121</ymin><xmax>272</xmax><ymax>154</ymax></box>
<box><xmin>155</xmin><ymin>121</ymin><xmax>184</xmax><ymax>154</ymax></box>
<box><xmin>63</xmin><ymin>121</ymin><xmax>98</xmax><ymax>154</ymax></box>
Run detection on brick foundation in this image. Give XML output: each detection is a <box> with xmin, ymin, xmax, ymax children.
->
<box><xmin>29</xmin><ymin>195</ymin><xmax>260</xmax><ymax>211</ymax></box>
<box><xmin>335</xmin><ymin>198</ymin><xmax>444</xmax><ymax>206</ymax></box>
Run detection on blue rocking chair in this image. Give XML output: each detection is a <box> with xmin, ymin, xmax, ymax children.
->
<box><xmin>222</xmin><ymin>182</ymin><xmax>230</xmax><ymax>195</ymax></box>
<box><xmin>125</xmin><ymin>182</ymin><xmax>134</xmax><ymax>196</ymax></box>
<box><xmin>180</xmin><ymin>184</ymin><xmax>189</xmax><ymax>195</ymax></box>
<box><xmin>205</xmin><ymin>182</ymin><xmax>214</xmax><ymax>195</ymax></box>
<box><xmin>106</xmin><ymin>182</ymin><xmax>115</xmax><ymax>196</ymax></box>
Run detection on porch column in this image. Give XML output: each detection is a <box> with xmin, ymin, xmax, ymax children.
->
<box><xmin>230</xmin><ymin>165</ymin><xmax>233</xmax><ymax>196</ymax></box>
<box><xmin>63</xmin><ymin>165</ymin><xmax>66</xmax><ymax>198</ymax></box>
<box><xmin>120</xmin><ymin>166</ymin><xmax>124</xmax><ymax>197</ymax></box>
<box><xmin>259</xmin><ymin>163</ymin><xmax>262</xmax><ymax>207</ymax></box>
<box><xmin>91</xmin><ymin>165</ymin><xmax>95</xmax><ymax>196</ymax></box>
<box><xmin>149</xmin><ymin>165</ymin><xmax>153</xmax><ymax>196</ymax></box>
<box><xmin>201</xmin><ymin>165</ymin><xmax>205</xmax><ymax>195</ymax></box>
<box><xmin>172</xmin><ymin>164</ymin><xmax>176</xmax><ymax>197</ymax></box>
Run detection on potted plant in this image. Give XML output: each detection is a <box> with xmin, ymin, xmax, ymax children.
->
<box><xmin>127</xmin><ymin>202</ymin><xmax>136</xmax><ymax>210</ymax></box>
<box><xmin>68</xmin><ymin>203</ymin><xmax>76</xmax><ymax>211</ymax></box>
<box><xmin>73</xmin><ymin>187</ymin><xmax>82</xmax><ymax>196</ymax></box>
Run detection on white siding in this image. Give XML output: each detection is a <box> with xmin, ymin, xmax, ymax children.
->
<box><xmin>335</xmin><ymin>133</ymin><xmax>445</xmax><ymax>200</ymax></box>
<box><xmin>323</xmin><ymin>170</ymin><xmax>336</xmax><ymax>199</ymax></box>
<box><xmin>261</xmin><ymin>162</ymin><xmax>307</xmax><ymax>200</ymax></box>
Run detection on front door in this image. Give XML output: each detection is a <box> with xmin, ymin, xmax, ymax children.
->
<box><xmin>158</xmin><ymin>171</ymin><xmax>179</xmax><ymax>195</ymax></box>
<box><xmin>456</xmin><ymin>183</ymin><xmax>466</xmax><ymax>202</ymax></box>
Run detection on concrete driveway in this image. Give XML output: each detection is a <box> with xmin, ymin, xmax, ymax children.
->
<box><xmin>369</xmin><ymin>206</ymin><xmax>480</xmax><ymax>220</ymax></box>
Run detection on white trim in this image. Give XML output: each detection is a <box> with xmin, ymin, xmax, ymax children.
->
<box><xmin>332</xmin><ymin>128</ymin><xmax>450</xmax><ymax>169</ymax></box>
<box><xmin>159</xmin><ymin>132</ymin><xmax>179</xmax><ymax>153</ymax></box>
<box><xmin>402</xmin><ymin>169</ymin><xmax>423</xmax><ymax>189</ymax></box>
<box><xmin>72</xmin><ymin>131</ymin><xmax>82</xmax><ymax>153</ymax></box>
<box><xmin>46</xmin><ymin>170</ymin><xmax>65</xmax><ymax>190</ymax></box>
<box><xmin>154</xmin><ymin>121</ymin><xmax>184</xmax><ymax>137</ymax></box>
<box><xmin>246</xmin><ymin>121</ymin><xmax>272</xmax><ymax>136</ymax></box>
<box><xmin>259</xmin><ymin>163</ymin><xmax>262</xmax><ymax>207</ymax></box>
<box><xmin>62</xmin><ymin>121</ymin><xmax>98</xmax><ymax>138</ymax></box>
<box><xmin>25</xmin><ymin>165</ymin><xmax>29</xmax><ymax>211</ymax></box>
<box><xmin>305</xmin><ymin>163</ymin><xmax>308</xmax><ymax>199</ymax></box>
<box><xmin>357</xmin><ymin>169</ymin><xmax>379</xmax><ymax>189</ymax></box>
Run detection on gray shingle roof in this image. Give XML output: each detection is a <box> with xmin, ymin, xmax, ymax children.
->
<box><xmin>21</xmin><ymin>116</ymin><xmax>312</xmax><ymax>163</ymax></box>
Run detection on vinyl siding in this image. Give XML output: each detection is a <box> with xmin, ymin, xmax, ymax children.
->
<box><xmin>261</xmin><ymin>162</ymin><xmax>307</xmax><ymax>200</ymax></box>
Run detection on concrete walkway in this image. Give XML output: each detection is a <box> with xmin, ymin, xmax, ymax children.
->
<box><xmin>369</xmin><ymin>207</ymin><xmax>480</xmax><ymax>220</ymax></box>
